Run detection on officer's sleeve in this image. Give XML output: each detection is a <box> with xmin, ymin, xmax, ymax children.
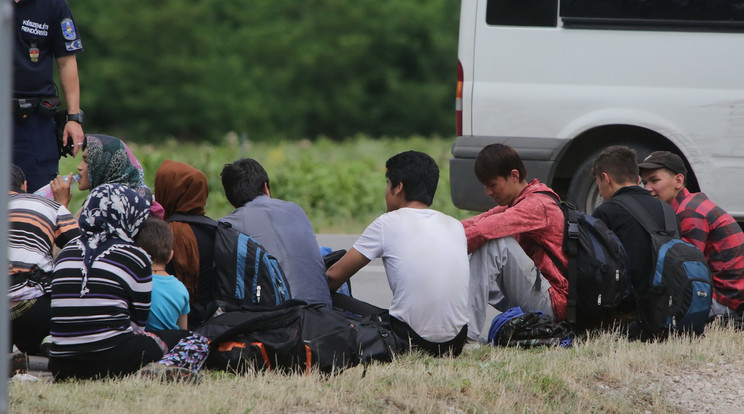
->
<box><xmin>52</xmin><ymin>1</ymin><xmax>83</xmax><ymax>58</ymax></box>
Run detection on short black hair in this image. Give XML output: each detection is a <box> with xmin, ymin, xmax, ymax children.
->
<box><xmin>220</xmin><ymin>158</ymin><xmax>271</xmax><ymax>207</ymax></box>
<box><xmin>10</xmin><ymin>164</ymin><xmax>25</xmax><ymax>192</ymax></box>
<box><xmin>474</xmin><ymin>144</ymin><xmax>527</xmax><ymax>184</ymax></box>
<box><xmin>135</xmin><ymin>217</ymin><xmax>174</xmax><ymax>266</ymax></box>
<box><xmin>591</xmin><ymin>145</ymin><xmax>639</xmax><ymax>184</ymax></box>
<box><xmin>385</xmin><ymin>151</ymin><xmax>439</xmax><ymax>206</ymax></box>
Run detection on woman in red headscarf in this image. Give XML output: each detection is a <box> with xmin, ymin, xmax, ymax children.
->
<box><xmin>154</xmin><ymin>160</ymin><xmax>217</xmax><ymax>329</ymax></box>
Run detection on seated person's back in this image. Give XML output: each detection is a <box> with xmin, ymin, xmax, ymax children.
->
<box><xmin>8</xmin><ymin>164</ymin><xmax>81</xmax><ymax>355</ymax></box>
<box><xmin>354</xmin><ymin>206</ymin><xmax>469</xmax><ymax>342</ymax></box>
<box><xmin>155</xmin><ymin>159</ymin><xmax>218</xmax><ymax>328</ymax></box>
<box><xmin>327</xmin><ymin>151</ymin><xmax>469</xmax><ymax>356</ymax></box>
<box><xmin>591</xmin><ymin>146</ymin><xmax>678</xmax><ymax>301</ymax></box>
<box><xmin>220</xmin><ymin>158</ymin><xmax>331</xmax><ymax>307</ymax></box>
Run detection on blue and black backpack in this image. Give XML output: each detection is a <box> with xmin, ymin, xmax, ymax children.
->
<box><xmin>613</xmin><ymin>196</ymin><xmax>712</xmax><ymax>336</ymax></box>
<box><xmin>539</xmin><ymin>192</ymin><xmax>630</xmax><ymax>328</ymax></box>
<box><xmin>213</xmin><ymin>221</ymin><xmax>292</xmax><ymax>308</ymax></box>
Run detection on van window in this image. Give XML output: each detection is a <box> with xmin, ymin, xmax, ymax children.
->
<box><xmin>486</xmin><ymin>0</ymin><xmax>557</xmax><ymax>27</ymax></box>
<box><xmin>561</xmin><ymin>0</ymin><xmax>744</xmax><ymax>31</ymax></box>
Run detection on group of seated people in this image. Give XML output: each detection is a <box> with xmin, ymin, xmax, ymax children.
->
<box><xmin>8</xmin><ymin>135</ymin><xmax>744</xmax><ymax>382</ymax></box>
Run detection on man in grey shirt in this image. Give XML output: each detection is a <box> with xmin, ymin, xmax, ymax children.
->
<box><xmin>219</xmin><ymin>158</ymin><xmax>331</xmax><ymax>307</ymax></box>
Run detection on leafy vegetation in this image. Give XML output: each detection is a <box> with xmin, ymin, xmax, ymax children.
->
<box><xmin>59</xmin><ymin>135</ymin><xmax>475</xmax><ymax>233</ymax></box>
<box><xmin>69</xmin><ymin>0</ymin><xmax>459</xmax><ymax>142</ymax></box>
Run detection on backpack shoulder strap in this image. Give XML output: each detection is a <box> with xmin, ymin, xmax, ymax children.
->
<box><xmin>660</xmin><ymin>202</ymin><xmax>680</xmax><ymax>238</ymax></box>
<box><xmin>536</xmin><ymin>191</ymin><xmax>578</xmax><ymax>325</ymax></box>
<box><xmin>165</xmin><ymin>213</ymin><xmax>218</xmax><ymax>228</ymax></box>
<box><xmin>610</xmin><ymin>194</ymin><xmax>662</xmax><ymax>235</ymax></box>
<box><xmin>535</xmin><ymin>190</ymin><xmax>559</xmax><ymax>205</ymax></box>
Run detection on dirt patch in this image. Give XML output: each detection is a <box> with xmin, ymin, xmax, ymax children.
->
<box><xmin>653</xmin><ymin>360</ymin><xmax>744</xmax><ymax>413</ymax></box>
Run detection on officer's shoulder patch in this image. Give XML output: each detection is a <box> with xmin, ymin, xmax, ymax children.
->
<box><xmin>61</xmin><ymin>18</ymin><xmax>77</xmax><ymax>41</ymax></box>
<box><xmin>65</xmin><ymin>39</ymin><xmax>83</xmax><ymax>52</ymax></box>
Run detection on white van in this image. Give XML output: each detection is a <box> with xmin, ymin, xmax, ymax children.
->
<box><xmin>451</xmin><ymin>0</ymin><xmax>744</xmax><ymax>220</ymax></box>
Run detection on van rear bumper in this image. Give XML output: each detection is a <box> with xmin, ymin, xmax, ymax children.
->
<box><xmin>450</xmin><ymin>136</ymin><xmax>569</xmax><ymax>211</ymax></box>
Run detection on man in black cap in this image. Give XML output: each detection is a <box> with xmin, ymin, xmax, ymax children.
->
<box><xmin>639</xmin><ymin>151</ymin><xmax>744</xmax><ymax>318</ymax></box>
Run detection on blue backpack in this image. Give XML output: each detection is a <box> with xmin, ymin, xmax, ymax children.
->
<box><xmin>213</xmin><ymin>221</ymin><xmax>292</xmax><ymax>308</ymax></box>
<box><xmin>613</xmin><ymin>196</ymin><xmax>712</xmax><ymax>335</ymax></box>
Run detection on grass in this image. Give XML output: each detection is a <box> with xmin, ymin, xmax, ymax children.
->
<box><xmin>10</xmin><ymin>323</ymin><xmax>744</xmax><ymax>413</ymax></box>
<box><xmin>58</xmin><ymin>135</ymin><xmax>476</xmax><ymax>234</ymax></box>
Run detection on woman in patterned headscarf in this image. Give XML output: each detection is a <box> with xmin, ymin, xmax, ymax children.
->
<box><xmin>49</xmin><ymin>184</ymin><xmax>208</xmax><ymax>381</ymax></box>
<box><xmin>62</xmin><ymin>134</ymin><xmax>165</xmax><ymax>218</ymax></box>
<box><xmin>155</xmin><ymin>160</ymin><xmax>217</xmax><ymax>329</ymax></box>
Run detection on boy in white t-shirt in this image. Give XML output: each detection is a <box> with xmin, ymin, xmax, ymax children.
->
<box><xmin>136</xmin><ymin>217</ymin><xmax>190</xmax><ymax>331</ymax></box>
<box><xmin>327</xmin><ymin>151</ymin><xmax>470</xmax><ymax>356</ymax></box>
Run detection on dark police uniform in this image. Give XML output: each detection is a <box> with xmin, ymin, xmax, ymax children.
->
<box><xmin>13</xmin><ymin>0</ymin><xmax>83</xmax><ymax>192</ymax></box>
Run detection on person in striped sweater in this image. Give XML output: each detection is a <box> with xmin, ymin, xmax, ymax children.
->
<box><xmin>49</xmin><ymin>184</ymin><xmax>208</xmax><ymax>381</ymax></box>
<box><xmin>640</xmin><ymin>151</ymin><xmax>744</xmax><ymax>318</ymax></box>
<box><xmin>8</xmin><ymin>164</ymin><xmax>80</xmax><ymax>355</ymax></box>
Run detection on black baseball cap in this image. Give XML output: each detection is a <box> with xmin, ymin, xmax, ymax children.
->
<box><xmin>638</xmin><ymin>151</ymin><xmax>687</xmax><ymax>177</ymax></box>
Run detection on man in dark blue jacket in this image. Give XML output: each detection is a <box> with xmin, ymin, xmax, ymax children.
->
<box><xmin>592</xmin><ymin>145</ymin><xmax>679</xmax><ymax>305</ymax></box>
<box><xmin>13</xmin><ymin>0</ymin><xmax>85</xmax><ymax>192</ymax></box>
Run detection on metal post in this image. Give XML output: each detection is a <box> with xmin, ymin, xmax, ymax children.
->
<box><xmin>1</xmin><ymin>1</ymin><xmax>14</xmax><ymax>412</ymax></box>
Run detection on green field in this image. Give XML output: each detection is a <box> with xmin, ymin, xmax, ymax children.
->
<box><xmin>59</xmin><ymin>135</ymin><xmax>475</xmax><ymax>234</ymax></box>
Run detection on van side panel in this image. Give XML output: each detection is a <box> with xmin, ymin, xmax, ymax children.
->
<box><xmin>452</xmin><ymin>0</ymin><xmax>744</xmax><ymax>217</ymax></box>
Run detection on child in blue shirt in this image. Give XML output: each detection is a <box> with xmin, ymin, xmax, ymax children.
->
<box><xmin>136</xmin><ymin>217</ymin><xmax>190</xmax><ymax>331</ymax></box>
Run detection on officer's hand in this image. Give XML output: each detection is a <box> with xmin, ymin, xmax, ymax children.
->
<box><xmin>63</xmin><ymin>121</ymin><xmax>85</xmax><ymax>157</ymax></box>
<box><xmin>50</xmin><ymin>174</ymin><xmax>73</xmax><ymax>209</ymax></box>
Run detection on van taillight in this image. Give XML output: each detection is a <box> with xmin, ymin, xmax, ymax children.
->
<box><xmin>456</xmin><ymin>60</ymin><xmax>463</xmax><ymax>136</ymax></box>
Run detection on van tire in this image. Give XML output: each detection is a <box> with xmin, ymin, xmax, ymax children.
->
<box><xmin>567</xmin><ymin>143</ymin><xmax>653</xmax><ymax>213</ymax></box>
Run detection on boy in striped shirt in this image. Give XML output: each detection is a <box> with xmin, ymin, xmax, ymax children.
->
<box><xmin>639</xmin><ymin>151</ymin><xmax>744</xmax><ymax>317</ymax></box>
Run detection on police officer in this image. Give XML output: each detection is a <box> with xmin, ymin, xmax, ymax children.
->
<box><xmin>13</xmin><ymin>0</ymin><xmax>85</xmax><ymax>192</ymax></box>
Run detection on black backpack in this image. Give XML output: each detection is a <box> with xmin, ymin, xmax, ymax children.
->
<box><xmin>196</xmin><ymin>301</ymin><xmax>359</xmax><ymax>375</ymax></box>
<box><xmin>165</xmin><ymin>215</ymin><xmax>292</xmax><ymax>309</ymax></box>
<box><xmin>613</xmin><ymin>196</ymin><xmax>712</xmax><ymax>335</ymax></box>
<box><xmin>539</xmin><ymin>193</ymin><xmax>630</xmax><ymax>327</ymax></box>
<box><xmin>213</xmin><ymin>221</ymin><xmax>292</xmax><ymax>308</ymax></box>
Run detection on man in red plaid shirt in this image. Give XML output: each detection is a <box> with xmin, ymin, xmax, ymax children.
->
<box><xmin>640</xmin><ymin>151</ymin><xmax>744</xmax><ymax>317</ymax></box>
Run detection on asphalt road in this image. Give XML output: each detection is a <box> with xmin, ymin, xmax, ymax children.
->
<box><xmin>317</xmin><ymin>234</ymin><xmax>499</xmax><ymax>340</ymax></box>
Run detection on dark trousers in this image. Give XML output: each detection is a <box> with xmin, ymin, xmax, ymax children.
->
<box><xmin>13</xmin><ymin>112</ymin><xmax>59</xmax><ymax>193</ymax></box>
<box><xmin>11</xmin><ymin>295</ymin><xmax>51</xmax><ymax>355</ymax></box>
<box><xmin>49</xmin><ymin>330</ymin><xmax>191</xmax><ymax>381</ymax></box>
<box><xmin>390</xmin><ymin>316</ymin><xmax>468</xmax><ymax>357</ymax></box>
<box><xmin>331</xmin><ymin>293</ymin><xmax>468</xmax><ymax>357</ymax></box>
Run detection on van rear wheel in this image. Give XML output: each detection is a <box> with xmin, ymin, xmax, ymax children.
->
<box><xmin>567</xmin><ymin>143</ymin><xmax>653</xmax><ymax>214</ymax></box>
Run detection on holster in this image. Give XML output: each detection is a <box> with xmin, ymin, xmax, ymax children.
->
<box><xmin>54</xmin><ymin>111</ymin><xmax>74</xmax><ymax>157</ymax></box>
<box><xmin>13</xmin><ymin>96</ymin><xmax>61</xmax><ymax>120</ymax></box>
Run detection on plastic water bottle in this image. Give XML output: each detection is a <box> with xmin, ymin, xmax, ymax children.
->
<box><xmin>33</xmin><ymin>174</ymin><xmax>80</xmax><ymax>199</ymax></box>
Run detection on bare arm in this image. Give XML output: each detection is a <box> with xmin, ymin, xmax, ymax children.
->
<box><xmin>177</xmin><ymin>314</ymin><xmax>188</xmax><ymax>331</ymax></box>
<box><xmin>326</xmin><ymin>248</ymin><xmax>371</xmax><ymax>292</ymax></box>
<box><xmin>50</xmin><ymin>172</ymin><xmax>74</xmax><ymax>208</ymax></box>
<box><xmin>57</xmin><ymin>54</ymin><xmax>84</xmax><ymax>156</ymax></box>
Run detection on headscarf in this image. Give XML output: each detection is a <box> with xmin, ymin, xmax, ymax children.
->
<box><xmin>77</xmin><ymin>184</ymin><xmax>151</xmax><ymax>296</ymax></box>
<box><xmin>84</xmin><ymin>134</ymin><xmax>164</xmax><ymax>218</ymax></box>
<box><xmin>155</xmin><ymin>160</ymin><xmax>209</xmax><ymax>218</ymax></box>
<box><xmin>154</xmin><ymin>160</ymin><xmax>210</xmax><ymax>300</ymax></box>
